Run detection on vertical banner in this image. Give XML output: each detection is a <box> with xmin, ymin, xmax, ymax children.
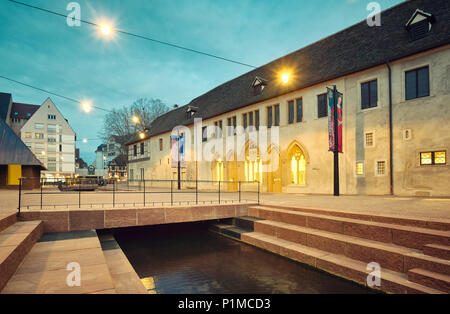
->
<box><xmin>171</xmin><ymin>135</ymin><xmax>178</xmax><ymax>168</ymax></box>
<box><xmin>327</xmin><ymin>88</ymin><xmax>344</xmax><ymax>153</ymax></box>
<box><xmin>171</xmin><ymin>134</ymin><xmax>186</xmax><ymax>168</ymax></box>
<box><xmin>179</xmin><ymin>134</ymin><xmax>186</xmax><ymax>168</ymax></box>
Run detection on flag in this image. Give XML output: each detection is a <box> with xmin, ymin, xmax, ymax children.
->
<box><xmin>328</xmin><ymin>88</ymin><xmax>343</xmax><ymax>153</ymax></box>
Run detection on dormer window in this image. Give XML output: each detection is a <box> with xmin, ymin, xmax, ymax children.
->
<box><xmin>252</xmin><ymin>76</ymin><xmax>268</xmax><ymax>96</ymax></box>
<box><xmin>405</xmin><ymin>9</ymin><xmax>435</xmax><ymax>42</ymax></box>
<box><xmin>185</xmin><ymin>105</ymin><xmax>198</xmax><ymax>119</ymax></box>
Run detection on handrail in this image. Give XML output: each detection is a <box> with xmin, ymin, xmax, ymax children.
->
<box><xmin>17</xmin><ymin>178</ymin><xmax>260</xmax><ymax>211</ymax></box>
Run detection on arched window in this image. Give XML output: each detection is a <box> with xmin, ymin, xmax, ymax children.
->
<box><xmin>215</xmin><ymin>160</ymin><xmax>224</xmax><ymax>183</ymax></box>
<box><xmin>290</xmin><ymin>145</ymin><xmax>306</xmax><ymax>185</ymax></box>
<box><xmin>245</xmin><ymin>143</ymin><xmax>262</xmax><ymax>182</ymax></box>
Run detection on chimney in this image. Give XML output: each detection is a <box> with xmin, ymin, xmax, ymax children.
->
<box><xmin>174</xmin><ymin>104</ymin><xmax>179</xmax><ymax>109</ymax></box>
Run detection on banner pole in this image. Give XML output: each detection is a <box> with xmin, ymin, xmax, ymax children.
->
<box><xmin>333</xmin><ymin>85</ymin><xmax>340</xmax><ymax>196</ymax></box>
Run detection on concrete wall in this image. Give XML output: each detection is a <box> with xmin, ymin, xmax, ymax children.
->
<box><xmin>127</xmin><ymin>45</ymin><xmax>450</xmax><ymax>196</ymax></box>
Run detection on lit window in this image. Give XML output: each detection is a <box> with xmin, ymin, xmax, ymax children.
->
<box><xmin>377</xmin><ymin>161</ymin><xmax>386</xmax><ymax>175</ymax></box>
<box><xmin>290</xmin><ymin>145</ymin><xmax>306</xmax><ymax>185</ymax></box>
<box><xmin>421</xmin><ymin>151</ymin><xmax>446</xmax><ymax>165</ymax></box>
<box><xmin>435</xmin><ymin>152</ymin><xmax>446</xmax><ymax>164</ymax></box>
<box><xmin>216</xmin><ymin>160</ymin><xmax>224</xmax><ymax>183</ymax></box>
<box><xmin>356</xmin><ymin>162</ymin><xmax>364</xmax><ymax>176</ymax></box>
<box><xmin>245</xmin><ymin>144</ymin><xmax>262</xmax><ymax>183</ymax></box>
<box><xmin>25</xmin><ymin>132</ymin><xmax>32</xmax><ymax>138</ymax></box>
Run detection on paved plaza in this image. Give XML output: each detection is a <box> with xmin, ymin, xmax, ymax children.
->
<box><xmin>1</xmin><ymin>188</ymin><xmax>449</xmax><ymax>221</ymax></box>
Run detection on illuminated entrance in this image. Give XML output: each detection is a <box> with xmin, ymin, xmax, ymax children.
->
<box><xmin>289</xmin><ymin>145</ymin><xmax>306</xmax><ymax>185</ymax></box>
<box><xmin>245</xmin><ymin>143</ymin><xmax>262</xmax><ymax>183</ymax></box>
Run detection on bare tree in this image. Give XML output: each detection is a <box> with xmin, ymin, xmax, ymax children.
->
<box><xmin>99</xmin><ymin>98</ymin><xmax>170</xmax><ymax>154</ymax></box>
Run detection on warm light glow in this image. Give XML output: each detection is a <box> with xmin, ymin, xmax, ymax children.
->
<box><xmin>282</xmin><ymin>73</ymin><xmax>290</xmax><ymax>84</ymax></box>
<box><xmin>139</xmin><ymin>132</ymin><xmax>145</xmax><ymax>140</ymax></box>
<box><xmin>82</xmin><ymin>102</ymin><xmax>92</xmax><ymax>113</ymax></box>
<box><xmin>132</xmin><ymin>115</ymin><xmax>140</xmax><ymax>124</ymax></box>
<box><xmin>41</xmin><ymin>151</ymin><xmax>46</xmax><ymax>155</ymax></box>
<box><xmin>82</xmin><ymin>138</ymin><xmax>88</xmax><ymax>143</ymax></box>
<box><xmin>99</xmin><ymin>23</ymin><xmax>112</xmax><ymax>36</ymax></box>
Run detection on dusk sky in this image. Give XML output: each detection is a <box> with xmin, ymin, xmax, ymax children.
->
<box><xmin>0</xmin><ymin>0</ymin><xmax>403</xmax><ymax>164</ymax></box>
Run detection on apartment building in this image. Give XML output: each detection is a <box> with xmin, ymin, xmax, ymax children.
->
<box><xmin>20</xmin><ymin>98</ymin><xmax>76</xmax><ymax>178</ymax></box>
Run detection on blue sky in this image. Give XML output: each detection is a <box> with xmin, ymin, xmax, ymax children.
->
<box><xmin>0</xmin><ymin>0</ymin><xmax>403</xmax><ymax>164</ymax></box>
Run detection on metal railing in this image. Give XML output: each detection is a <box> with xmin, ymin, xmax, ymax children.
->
<box><xmin>17</xmin><ymin>177</ymin><xmax>260</xmax><ymax>214</ymax></box>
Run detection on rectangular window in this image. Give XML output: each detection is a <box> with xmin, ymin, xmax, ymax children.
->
<box><xmin>232</xmin><ymin>116</ymin><xmax>237</xmax><ymax>135</ymax></box>
<box><xmin>227</xmin><ymin>118</ymin><xmax>232</xmax><ymax>136</ymax></box>
<box><xmin>296</xmin><ymin>98</ymin><xmax>303</xmax><ymax>123</ymax></box>
<box><xmin>376</xmin><ymin>161</ymin><xmax>386</xmax><ymax>175</ymax></box>
<box><xmin>274</xmin><ymin>104</ymin><xmax>280</xmax><ymax>126</ymax></box>
<box><xmin>159</xmin><ymin>138</ymin><xmax>163</xmax><ymax>151</ymax></box>
<box><xmin>420</xmin><ymin>151</ymin><xmax>446</xmax><ymax>165</ymax></box>
<box><xmin>406</xmin><ymin>66</ymin><xmax>430</xmax><ymax>100</ymax></box>
<box><xmin>255</xmin><ymin>110</ymin><xmax>260</xmax><ymax>131</ymax></box>
<box><xmin>356</xmin><ymin>162</ymin><xmax>365</xmax><ymax>176</ymax></box>
<box><xmin>214</xmin><ymin>120</ymin><xmax>223</xmax><ymax>138</ymax></box>
<box><xmin>140</xmin><ymin>142</ymin><xmax>144</xmax><ymax>155</ymax></box>
<box><xmin>249</xmin><ymin>112</ymin><xmax>254</xmax><ymax>127</ymax></box>
<box><xmin>267</xmin><ymin>107</ymin><xmax>273</xmax><ymax>128</ymax></box>
<box><xmin>25</xmin><ymin>132</ymin><xmax>32</xmax><ymax>138</ymax></box>
<box><xmin>202</xmin><ymin>126</ymin><xmax>208</xmax><ymax>142</ymax></box>
<box><xmin>47</xmin><ymin>124</ymin><xmax>57</xmax><ymax>134</ymax></box>
<box><xmin>361</xmin><ymin>80</ymin><xmax>378</xmax><ymax>109</ymax></box>
<box><xmin>59</xmin><ymin>144</ymin><xmax>62</xmax><ymax>152</ymax></box>
<box><xmin>243</xmin><ymin>113</ymin><xmax>248</xmax><ymax>130</ymax></box>
<box><xmin>35</xmin><ymin>123</ymin><xmax>44</xmax><ymax>129</ymax></box>
<box><xmin>47</xmin><ymin>163</ymin><xmax>57</xmax><ymax>171</ymax></box>
<box><xmin>35</xmin><ymin>143</ymin><xmax>44</xmax><ymax>149</ymax></box>
<box><xmin>133</xmin><ymin>145</ymin><xmax>137</xmax><ymax>156</ymax></box>
<box><xmin>48</xmin><ymin>136</ymin><xmax>56</xmax><ymax>143</ymax></box>
<box><xmin>365</xmin><ymin>132</ymin><xmax>374</xmax><ymax>147</ymax></box>
<box><xmin>288</xmin><ymin>100</ymin><xmax>294</xmax><ymax>124</ymax></box>
<box><xmin>35</xmin><ymin>133</ymin><xmax>44</xmax><ymax>139</ymax></box>
<box><xmin>48</xmin><ymin>114</ymin><xmax>56</xmax><ymax>120</ymax></box>
<box><xmin>318</xmin><ymin>94</ymin><xmax>328</xmax><ymax>118</ymax></box>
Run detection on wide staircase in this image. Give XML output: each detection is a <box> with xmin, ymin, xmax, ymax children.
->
<box><xmin>213</xmin><ymin>205</ymin><xmax>450</xmax><ymax>294</ymax></box>
<box><xmin>0</xmin><ymin>213</ymin><xmax>43</xmax><ymax>292</ymax></box>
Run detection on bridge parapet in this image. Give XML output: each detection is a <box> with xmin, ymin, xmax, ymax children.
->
<box><xmin>18</xmin><ymin>204</ymin><xmax>255</xmax><ymax>233</ymax></box>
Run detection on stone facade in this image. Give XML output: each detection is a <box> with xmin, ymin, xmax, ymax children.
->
<box><xmin>127</xmin><ymin>46</ymin><xmax>450</xmax><ymax>197</ymax></box>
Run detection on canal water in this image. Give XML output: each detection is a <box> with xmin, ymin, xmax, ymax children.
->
<box><xmin>113</xmin><ymin>222</ymin><xmax>375</xmax><ymax>294</ymax></box>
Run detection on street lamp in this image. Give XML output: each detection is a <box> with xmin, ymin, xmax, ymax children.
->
<box><xmin>82</xmin><ymin>102</ymin><xmax>92</xmax><ymax>113</ymax></box>
<box><xmin>282</xmin><ymin>73</ymin><xmax>290</xmax><ymax>84</ymax></box>
<box><xmin>132</xmin><ymin>115</ymin><xmax>140</xmax><ymax>124</ymax></box>
<box><xmin>139</xmin><ymin>132</ymin><xmax>145</xmax><ymax>140</ymax></box>
<box><xmin>99</xmin><ymin>23</ymin><xmax>113</xmax><ymax>36</ymax></box>
<box><xmin>82</xmin><ymin>138</ymin><xmax>88</xmax><ymax>143</ymax></box>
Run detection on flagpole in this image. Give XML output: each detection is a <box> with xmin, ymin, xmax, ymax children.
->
<box><xmin>333</xmin><ymin>85</ymin><xmax>340</xmax><ymax>196</ymax></box>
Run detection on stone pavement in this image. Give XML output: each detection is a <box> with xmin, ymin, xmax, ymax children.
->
<box><xmin>1</xmin><ymin>189</ymin><xmax>450</xmax><ymax>220</ymax></box>
<box><xmin>1</xmin><ymin>230</ymin><xmax>116</xmax><ymax>294</ymax></box>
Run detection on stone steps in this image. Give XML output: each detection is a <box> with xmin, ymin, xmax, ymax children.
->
<box><xmin>408</xmin><ymin>269</ymin><xmax>450</xmax><ymax>293</ymax></box>
<box><xmin>241</xmin><ymin>232</ymin><xmax>445</xmax><ymax>294</ymax></box>
<box><xmin>249</xmin><ymin>206</ymin><xmax>450</xmax><ymax>250</ymax></box>
<box><xmin>0</xmin><ymin>219</ymin><xmax>44</xmax><ymax>292</ymax></box>
<box><xmin>423</xmin><ymin>244</ymin><xmax>450</xmax><ymax>260</ymax></box>
<box><xmin>260</xmin><ymin>204</ymin><xmax>450</xmax><ymax>231</ymax></box>
<box><xmin>254</xmin><ymin>219</ymin><xmax>450</xmax><ymax>275</ymax></box>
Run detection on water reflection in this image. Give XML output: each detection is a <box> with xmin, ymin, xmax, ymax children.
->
<box><xmin>113</xmin><ymin>222</ymin><xmax>374</xmax><ymax>294</ymax></box>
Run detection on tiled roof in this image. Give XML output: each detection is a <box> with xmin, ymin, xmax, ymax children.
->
<box><xmin>10</xmin><ymin>102</ymin><xmax>39</xmax><ymax>119</ymax></box>
<box><xmin>127</xmin><ymin>0</ymin><xmax>450</xmax><ymax>146</ymax></box>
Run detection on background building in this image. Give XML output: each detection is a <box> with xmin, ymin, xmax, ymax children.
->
<box><xmin>19</xmin><ymin>98</ymin><xmax>76</xmax><ymax>179</ymax></box>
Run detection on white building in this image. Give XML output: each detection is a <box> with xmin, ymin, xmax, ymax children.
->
<box><xmin>20</xmin><ymin>98</ymin><xmax>76</xmax><ymax>178</ymax></box>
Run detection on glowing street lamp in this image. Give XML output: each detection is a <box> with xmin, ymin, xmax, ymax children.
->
<box><xmin>139</xmin><ymin>132</ymin><xmax>145</xmax><ymax>140</ymax></box>
<box><xmin>82</xmin><ymin>138</ymin><xmax>88</xmax><ymax>143</ymax></box>
<box><xmin>82</xmin><ymin>102</ymin><xmax>92</xmax><ymax>113</ymax></box>
<box><xmin>132</xmin><ymin>115</ymin><xmax>140</xmax><ymax>124</ymax></box>
<box><xmin>281</xmin><ymin>73</ymin><xmax>290</xmax><ymax>84</ymax></box>
<box><xmin>99</xmin><ymin>23</ymin><xmax>113</xmax><ymax>36</ymax></box>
